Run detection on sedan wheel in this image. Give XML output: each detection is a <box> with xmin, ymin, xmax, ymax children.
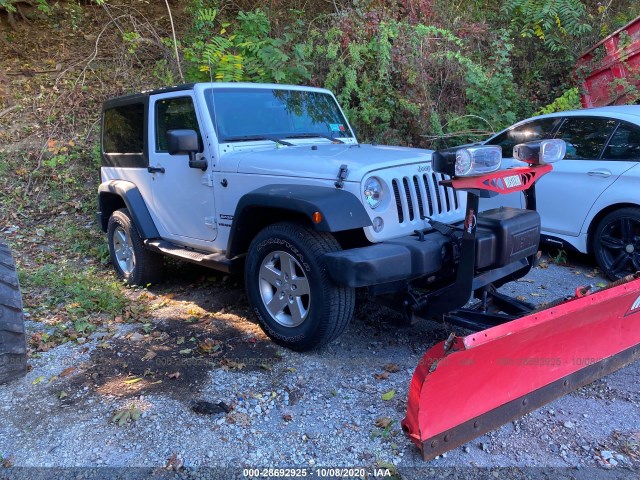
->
<box><xmin>594</xmin><ymin>208</ymin><xmax>640</xmax><ymax>280</ymax></box>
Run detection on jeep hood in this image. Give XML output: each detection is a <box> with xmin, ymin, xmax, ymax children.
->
<box><xmin>224</xmin><ymin>144</ymin><xmax>433</xmax><ymax>181</ymax></box>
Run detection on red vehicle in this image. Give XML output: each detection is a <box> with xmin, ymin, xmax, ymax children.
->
<box><xmin>577</xmin><ymin>16</ymin><xmax>640</xmax><ymax>107</ymax></box>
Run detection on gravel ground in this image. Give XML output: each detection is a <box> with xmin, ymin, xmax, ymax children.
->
<box><xmin>0</xmin><ymin>252</ymin><xmax>639</xmax><ymax>479</ymax></box>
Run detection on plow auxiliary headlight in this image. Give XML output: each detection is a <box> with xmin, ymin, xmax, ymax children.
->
<box><xmin>513</xmin><ymin>139</ymin><xmax>566</xmax><ymax>165</ymax></box>
<box><xmin>432</xmin><ymin>145</ymin><xmax>502</xmax><ymax>177</ymax></box>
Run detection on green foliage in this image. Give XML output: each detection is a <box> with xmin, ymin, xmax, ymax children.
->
<box><xmin>183</xmin><ymin>8</ymin><xmax>310</xmax><ymax>84</ymax></box>
<box><xmin>537</xmin><ymin>88</ymin><xmax>581</xmax><ymax>114</ymax></box>
<box><xmin>0</xmin><ymin>0</ymin><xmax>50</xmax><ymax>14</ymax></box>
<box><xmin>502</xmin><ymin>0</ymin><xmax>592</xmax><ymax>52</ymax></box>
<box><xmin>20</xmin><ymin>263</ymin><xmax>129</xmax><ymax>319</ymax></box>
<box><xmin>319</xmin><ymin>13</ymin><xmax>524</xmax><ymax>146</ymax></box>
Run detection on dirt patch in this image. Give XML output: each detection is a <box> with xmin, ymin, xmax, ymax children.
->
<box><xmin>55</xmin><ymin>269</ymin><xmax>282</xmax><ymax>402</ymax></box>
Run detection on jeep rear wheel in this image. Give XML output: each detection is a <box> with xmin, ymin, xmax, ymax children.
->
<box><xmin>107</xmin><ymin>208</ymin><xmax>163</xmax><ymax>286</ymax></box>
<box><xmin>245</xmin><ymin>223</ymin><xmax>355</xmax><ymax>351</ymax></box>
<box><xmin>0</xmin><ymin>239</ymin><xmax>27</xmax><ymax>384</ymax></box>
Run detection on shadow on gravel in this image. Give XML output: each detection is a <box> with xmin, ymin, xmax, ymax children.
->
<box><xmin>58</xmin><ymin>263</ymin><xmax>281</xmax><ymax>402</ymax></box>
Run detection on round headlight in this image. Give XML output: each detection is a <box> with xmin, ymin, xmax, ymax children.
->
<box><xmin>363</xmin><ymin>177</ymin><xmax>383</xmax><ymax>209</ymax></box>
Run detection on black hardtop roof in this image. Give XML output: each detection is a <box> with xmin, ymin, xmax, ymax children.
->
<box><xmin>102</xmin><ymin>83</ymin><xmax>196</xmax><ymax>109</ymax></box>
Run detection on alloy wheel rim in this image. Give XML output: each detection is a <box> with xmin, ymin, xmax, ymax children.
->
<box><xmin>600</xmin><ymin>217</ymin><xmax>640</xmax><ymax>278</ymax></box>
<box><xmin>258</xmin><ymin>250</ymin><xmax>310</xmax><ymax>328</ymax></box>
<box><xmin>113</xmin><ymin>226</ymin><xmax>135</xmax><ymax>275</ymax></box>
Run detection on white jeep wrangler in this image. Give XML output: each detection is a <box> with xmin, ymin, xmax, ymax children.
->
<box><xmin>98</xmin><ymin>82</ymin><xmax>541</xmax><ymax>351</ymax></box>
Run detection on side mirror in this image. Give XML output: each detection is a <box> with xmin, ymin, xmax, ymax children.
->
<box><xmin>167</xmin><ymin>129</ymin><xmax>207</xmax><ymax>171</ymax></box>
<box><xmin>513</xmin><ymin>139</ymin><xmax>566</xmax><ymax>165</ymax></box>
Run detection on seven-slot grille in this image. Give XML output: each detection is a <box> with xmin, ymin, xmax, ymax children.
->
<box><xmin>391</xmin><ymin>173</ymin><xmax>460</xmax><ymax>223</ymax></box>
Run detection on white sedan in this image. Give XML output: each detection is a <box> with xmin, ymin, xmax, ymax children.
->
<box><xmin>481</xmin><ymin>106</ymin><xmax>640</xmax><ymax>279</ymax></box>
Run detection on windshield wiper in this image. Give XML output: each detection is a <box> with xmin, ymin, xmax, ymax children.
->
<box><xmin>223</xmin><ymin>135</ymin><xmax>294</xmax><ymax>146</ymax></box>
<box><xmin>285</xmin><ymin>133</ymin><xmax>345</xmax><ymax>144</ymax></box>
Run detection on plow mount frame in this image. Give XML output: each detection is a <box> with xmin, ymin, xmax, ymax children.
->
<box><xmin>401</xmin><ymin>155</ymin><xmax>640</xmax><ymax>461</ymax></box>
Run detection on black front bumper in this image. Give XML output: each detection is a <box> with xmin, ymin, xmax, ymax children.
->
<box><xmin>323</xmin><ymin>207</ymin><xmax>539</xmax><ymax>289</ymax></box>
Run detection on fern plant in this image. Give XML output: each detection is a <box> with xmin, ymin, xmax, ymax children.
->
<box><xmin>502</xmin><ymin>0</ymin><xmax>592</xmax><ymax>52</ymax></box>
<box><xmin>183</xmin><ymin>8</ymin><xmax>311</xmax><ymax>84</ymax></box>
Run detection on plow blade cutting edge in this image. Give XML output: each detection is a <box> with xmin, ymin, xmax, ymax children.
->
<box><xmin>402</xmin><ymin>275</ymin><xmax>640</xmax><ymax>460</ymax></box>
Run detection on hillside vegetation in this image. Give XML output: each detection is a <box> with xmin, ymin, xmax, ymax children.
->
<box><xmin>0</xmin><ymin>0</ymin><xmax>638</xmax><ymax>345</ymax></box>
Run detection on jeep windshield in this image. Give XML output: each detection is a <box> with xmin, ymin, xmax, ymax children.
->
<box><xmin>204</xmin><ymin>87</ymin><xmax>354</xmax><ymax>143</ymax></box>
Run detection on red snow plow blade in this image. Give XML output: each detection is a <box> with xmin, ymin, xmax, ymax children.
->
<box><xmin>402</xmin><ymin>274</ymin><xmax>640</xmax><ymax>460</ymax></box>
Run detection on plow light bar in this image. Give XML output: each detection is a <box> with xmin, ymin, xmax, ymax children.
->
<box><xmin>513</xmin><ymin>139</ymin><xmax>566</xmax><ymax>165</ymax></box>
<box><xmin>432</xmin><ymin>146</ymin><xmax>502</xmax><ymax>177</ymax></box>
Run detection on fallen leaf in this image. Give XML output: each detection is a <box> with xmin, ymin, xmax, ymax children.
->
<box><xmin>383</xmin><ymin>363</ymin><xmax>400</xmax><ymax>373</ymax></box>
<box><xmin>124</xmin><ymin>377</ymin><xmax>142</xmax><ymax>385</ymax></box>
<box><xmin>142</xmin><ymin>350</ymin><xmax>157</xmax><ymax>361</ymax></box>
<box><xmin>259</xmin><ymin>363</ymin><xmax>272</xmax><ymax>371</ymax></box>
<box><xmin>176</xmin><ymin>336</ymin><xmax>185</xmax><ymax>345</ymax></box>
<box><xmin>198</xmin><ymin>338</ymin><xmax>222</xmax><ymax>354</ymax></box>
<box><xmin>59</xmin><ymin>366</ymin><xmax>76</xmax><ymax>377</ymax></box>
<box><xmin>282</xmin><ymin>413</ymin><xmax>293</xmax><ymax>422</ymax></box>
<box><xmin>220</xmin><ymin>359</ymin><xmax>245</xmax><ymax>370</ymax></box>
<box><xmin>165</xmin><ymin>453</ymin><xmax>184</xmax><ymax>471</ymax></box>
<box><xmin>374</xmin><ymin>371</ymin><xmax>389</xmax><ymax>380</ymax></box>
<box><xmin>538</xmin><ymin>261</ymin><xmax>549</xmax><ymax>269</ymax></box>
<box><xmin>375</xmin><ymin>417</ymin><xmax>392</xmax><ymax>428</ymax></box>
<box><xmin>179</xmin><ymin>349</ymin><xmax>192</xmax><ymax>355</ymax></box>
<box><xmin>381</xmin><ymin>390</ymin><xmax>395</xmax><ymax>401</ymax></box>
<box><xmin>58</xmin><ymin>390</ymin><xmax>68</xmax><ymax>399</ymax></box>
<box><xmin>32</xmin><ymin>376</ymin><xmax>45</xmax><ymax>385</ymax></box>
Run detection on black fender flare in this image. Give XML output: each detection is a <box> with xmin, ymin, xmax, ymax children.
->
<box><xmin>97</xmin><ymin>180</ymin><xmax>159</xmax><ymax>239</ymax></box>
<box><xmin>227</xmin><ymin>184</ymin><xmax>372</xmax><ymax>258</ymax></box>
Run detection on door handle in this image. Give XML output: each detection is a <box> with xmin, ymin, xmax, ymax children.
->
<box><xmin>147</xmin><ymin>166</ymin><xmax>165</xmax><ymax>174</ymax></box>
<box><xmin>587</xmin><ymin>169</ymin><xmax>611</xmax><ymax>178</ymax></box>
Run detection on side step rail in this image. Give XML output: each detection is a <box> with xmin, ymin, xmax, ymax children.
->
<box><xmin>144</xmin><ymin>239</ymin><xmax>240</xmax><ymax>274</ymax></box>
<box><xmin>402</xmin><ymin>274</ymin><xmax>640</xmax><ymax>460</ymax></box>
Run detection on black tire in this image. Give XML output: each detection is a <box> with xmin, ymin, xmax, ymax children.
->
<box><xmin>593</xmin><ymin>207</ymin><xmax>640</xmax><ymax>280</ymax></box>
<box><xmin>107</xmin><ymin>208</ymin><xmax>163</xmax><ymax>286</ymax></box>
<box><xmin>0</xmin><ymin>239</ymin><xmax>27</xmax><ymax>384</ymax></box>
<box><xmin>245</xmin><ymin>222</ymin><xmax>355</xmax><ymax>351</ymax></box>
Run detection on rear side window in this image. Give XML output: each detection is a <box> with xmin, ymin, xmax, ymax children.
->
<box><xmin>103</xmin><ymin>103</ymin><xmax>145</xmax><ymax>154</ymax></box>
<box><xmin>486</xmin><ymin>118</ymin><xmax>562</xmax><ymax>158</ymax></box>
<box><xmin>155</xmin><ymin>97</ymin><xmax>201</xmax><ymax>152</ymax></box>
<box><xmin>553</xmin><ymin>117</ymin><xmax>617</xmax><ymax>160</ymax></box>
<box><xmin>603</xmin><ymin>123</ymin><xmax>640</xmax><ymax>160</ymax></box>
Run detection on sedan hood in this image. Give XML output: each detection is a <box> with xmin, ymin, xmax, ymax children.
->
<box><xmin>224</xmin><ymin>144</ymin><xmax>434</xmax><ymax>182</ymax></box>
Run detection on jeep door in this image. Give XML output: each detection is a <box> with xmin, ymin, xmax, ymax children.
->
<box><xmin>148</xmin><ymin>92</ymin><xmax>217</xmax><ymax>246</ymax></box>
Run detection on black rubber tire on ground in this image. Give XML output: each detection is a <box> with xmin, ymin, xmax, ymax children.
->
<box><xmin>0</xmin><ymin>239</ymin><xmax>27</xmax><ymax>384</ymax></box>
<box><xmin>245</xmin><ymin>222</ymin><xmax>355</xmax><ymax>352</ymax></box>
<box><xmin>593</xmin><ymin>207</ymin><xmax>640</xmax><ymax>280</ymax></box>
<box><xmin>107</xmin><ymin>208</ymin><xmax>163</xmax><ymax>286</ymax></box>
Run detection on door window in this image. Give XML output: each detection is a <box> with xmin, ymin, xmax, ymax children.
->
<box><xmin>602</xmin><ymin>123</ymin><xmax>640</xmax><ymax>160</ymax></box>
<box><xmin>553</xmin><ymin>117</ymin><xmax>617</xmax><ymax>160</ymax></box>
<box><xmin>486</xmin><ymin>118</ymin><xmax>562</xmax><ymax>158</ymax></box>
<box><xmin>155</xmin><ymin>97</ymin><xmax>202</xmax><ymax>152</ymax></box>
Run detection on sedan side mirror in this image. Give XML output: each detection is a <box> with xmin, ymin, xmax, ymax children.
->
<box><xmin>167</xmin><ymin>129</ymin><xmax>207</xmax><ymax>171</ymax></box>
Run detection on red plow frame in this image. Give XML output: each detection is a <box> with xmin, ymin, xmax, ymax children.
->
<box><xmin>402</xmin><ymin>274</ymin><xmax>640</xmax><ymax>459</ymax></box>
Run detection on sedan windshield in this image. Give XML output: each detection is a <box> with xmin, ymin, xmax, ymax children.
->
<box><xmin>204</xmin><ymin>88</ymin><xmax>353</xmax><ymax>143</ymax></box>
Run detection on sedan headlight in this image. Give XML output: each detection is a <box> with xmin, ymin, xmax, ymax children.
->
<box><xmin>363</xmin><ymin>177</ymin><xmax>383</xmax><ymax>209</ymax></box>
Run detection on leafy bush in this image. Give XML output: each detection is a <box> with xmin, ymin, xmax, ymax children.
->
<box><xmin>537</xmin><ymin>87</ymin><xmax>582</xmax><ymax>114</ymax></box>
<box><xmin>183</xmin><ymin>7</ymin><xmax>310</xmax><ymax>84</ymax></box>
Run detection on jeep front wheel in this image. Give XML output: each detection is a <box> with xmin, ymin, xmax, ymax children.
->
<box><xmin>245</xmin><ymin>223</ymin><xmax>355</xmax><ymax>351</ymax></box>
<box><xmin>107</xmin><ymin>208</ymin><xmax>162</xmax><ymax>286</ymax></box>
